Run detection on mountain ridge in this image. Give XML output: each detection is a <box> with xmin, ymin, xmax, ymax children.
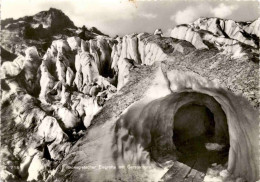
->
<box><xmin>1</xmin><ymin>8</ymin><xmax>107</xmax><ymax>56</ymax></box>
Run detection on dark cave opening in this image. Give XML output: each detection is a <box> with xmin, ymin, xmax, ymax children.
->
<box><xmin>173</xmin><ymin>103</ymin><xmax>229</xmax><ymax>173</ymax></box>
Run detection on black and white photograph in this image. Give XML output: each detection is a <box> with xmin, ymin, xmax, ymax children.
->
<box><xmin>0</xmin><ymin>0</ymin><xmax>259</xmax><ymax>181</ymax></box>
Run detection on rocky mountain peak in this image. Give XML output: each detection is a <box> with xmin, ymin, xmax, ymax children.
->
<box><xmin>1</xmin><ymin>8</ymin><xmax>107</xmax><ymax>55</ymax></box>
<box><xmin>33</xmin><ymin>8</ymin><xmax>76</xmax><ymax>30</ymax></box>
<box><xmin>2</xmin><ymin>8</ymin><xmax>75</xmax><ymax>30</ymax></box>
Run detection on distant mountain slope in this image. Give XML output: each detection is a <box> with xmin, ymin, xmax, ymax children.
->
<box><xmin>1</xmin><ymin>8</ymin><xmax>107</xmax><ymax>56</ymax></box>
<box><xmin>2</xmin><ymin>8</ymin><xmax>76</xmax><ymax>31</ymax></box>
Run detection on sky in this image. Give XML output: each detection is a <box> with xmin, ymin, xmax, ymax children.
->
<box><xmin>2</xmin><ymin>0</ymin><xmax>259</xmax><ymax>36</ymax></box>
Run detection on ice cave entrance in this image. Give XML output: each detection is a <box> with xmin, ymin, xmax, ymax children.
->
<box><xmin>172</xmin><ymin>103</ymin><xmax>229</xmax><ymax>173</ymax></box>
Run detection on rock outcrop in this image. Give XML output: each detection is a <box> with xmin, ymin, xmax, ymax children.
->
<box><xmin>2</xmin><ymin>8</ymin><xmax>75</xmax><ymax>31</ymax></box>
<box><xmin>1</xmin><ymin>8</ymin><xmax>107</xmax><ymax>56</ymax></box>
<box><xmin>154</xmin><ymin>29</ymin><xmax>163</xmax><ymax>36</ymax></box>
<box><xmin>32</xmin><ymin>8</ymin><xmax>76</xmax><ymax>32</ymax></box>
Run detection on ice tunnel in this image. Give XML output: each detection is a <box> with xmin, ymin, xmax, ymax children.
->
<box><xmin>113</xmin><ymin>70</ymin><xmax>259</xmax><ymax>182</ymax></box>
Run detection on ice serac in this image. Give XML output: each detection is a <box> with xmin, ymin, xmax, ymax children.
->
<box><xmin>111</xmin><ymin>33</ymin><xmax>169</xmax><ymax>89</ymax></box>
<box><xmin>171</xmin><ymin>25</ymin><xmax>208</xmax><ymax>49</ymax></box>
<box><xmin>192</xmin><ymin>18</ymin><xmax>259</xmax><ymax>48</ymax></box>
<box><xmin>0</xmin><ymin>35</ymin><xmax>118</xmax><ymax>181</ymax></box>
<box><xmin>242</xmin><ymin>18</ymin><xmax>260</xmax><ymax>37</ymax></box>
<box><xmin>170</xmin><ymin>18</ymin><xmax>259</xmax><ymax>59</ymax></box>
<box><xmin>1</xmin><ymin>88</ymin><xmax>72</xmax><ymax>181</ymax></box>
<box><xmin>112</xmin><ymin>33</ymin><xmax>167</xmax><ymax>67</ymax></box>
<box><xmin>89</xmin><ymin>37</ymin><xmax>114</xmax><ymax>77</ymax></box>
<box><xmin>1</xmin><ymin>56</ymin><xmax>25</xmax><ymax>78</ymax></box>
<box><xmin>117</xmin><ymin>58</ymin><xmax>135</xmax><ymax>90</ymax></box>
